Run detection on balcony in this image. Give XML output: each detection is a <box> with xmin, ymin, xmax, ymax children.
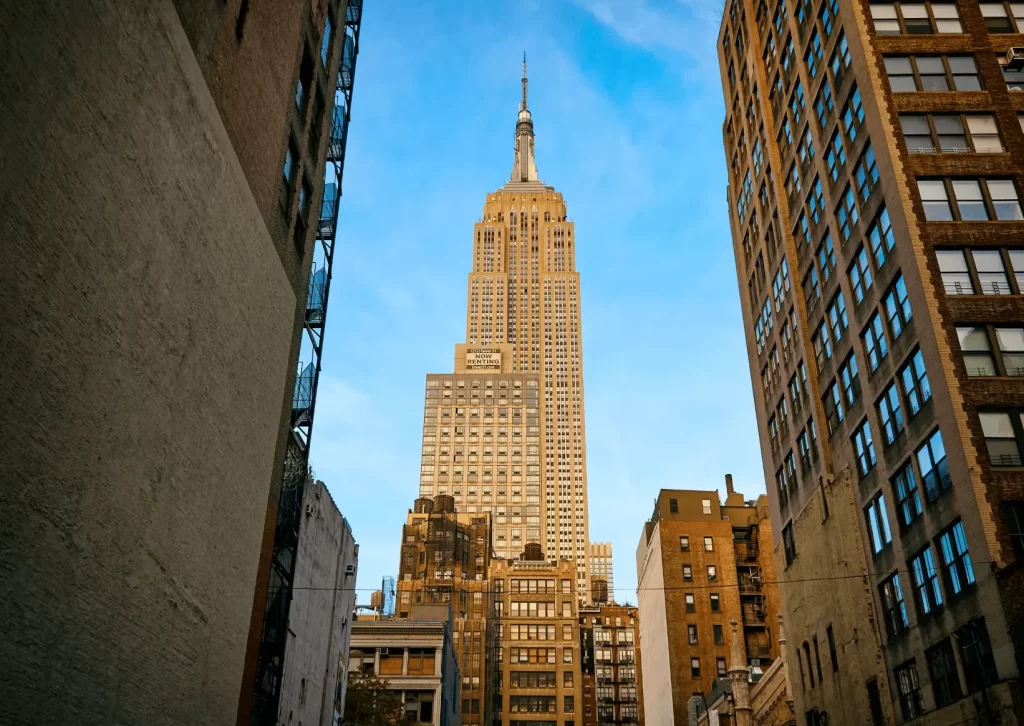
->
<box><xmin>742</xmin><ymin>602</ymin><xmax>766</xmax><ymax>624</ymax></box>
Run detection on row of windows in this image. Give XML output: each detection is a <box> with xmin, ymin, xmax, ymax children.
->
<box><xmin>918</xmin><ymin>178</ymin><xmax>1023</xmax><ymax>222</ymax></box>
<box><xmin>879</xmin><ymin>519</ymin><xmax>975</xmax><ymax>641</ymax></box>
<box><xmin>894</xmin><ymin>618</ymin><xmax>998</xmax><ymax>720</ymax></box>
<box><xmin>938</xmin><ymin>248</ymin><xmax>1024</xmax><ymax>296</ymax></box>
<box><xmin>682</xmin><ymin>564</ymin><xmax>720</xmax><ymax>582</ymax></box>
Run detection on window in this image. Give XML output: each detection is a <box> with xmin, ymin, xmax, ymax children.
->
<box><xmin>863</xmin><ymin>313</ymin><xmax>889</xmax><ymax>372</ymax></box>
<box><xmin>852</xmin><ymin>420</ymin><xmax>877</xmax><ymax>477</ymax></box>
<box><xmin>917</xmin><ymin>429</ymin><xmax>951</xmax><ymax>501</ymax></box>
<box><xmin>927</xmin><ymin>639</ymin><xmax>963</xmax><ymax>708</ymax></box>
<box><xmin>978</xmin><ymin>250</ymin><xmax>1011</xmax><ymax>293</ymax></box>
<box><xmin>836</xmin><ymin>186</ymin><xmax>859</xmax><ymax>239</ymax></box>
<box><xmin>283</xmin><ymin>140</ymin><xmax>298</xmax><ymax>204</ymax></box>
<box><xmin>895</xmin><ymin>660</ymin><xmax>924</xmax><ymax>720</ymax></box>
<box><xmin>707</xmin><ymin>565</ymin><xmax>718</xmax><ymax>581</ymax></box>
<box><xmin>669</xmin><ymin>498</ymin><xmax>678</xmax><ymax>513</ymax></box>
<box><xmin>825</xmin><ymin>131</ymin><xmax>846</xmax><ymax>181</ymax></box>
<box><xmin>866</xmin><ymin>491</ymin><xmax>893</xmax><ymax>553</ymax></box>
<box><xmin>909</xmin><ymin>545</ymin><xmax>943</xmax><ymax>615</ymax></box>
<box><xmin>919</xmin><ymin>177</ymin><xmax>1023</xmax><ymax>221</ymax></box>
<box><xmin>826</xmin><ymin>624</ymin><xmax>839</xmax><ymax>671</ymax></box>
<box><xmin>840</xmin><ymin>353</ymin><xmax>861</xmax><ymax>407</ymax></box>
<box><xmin>815</xmin><ymin>81</ymin><xmax>834</xmax><ymax>129</ymax></box>
<box><xmin>892</xmin><ymin>460</ymin><xmax>923</xmax><ymax>527</ymax></box>
<box><xmin>867</xmin><ymin>207</ymin><xmax>895</xmax><ymax>268</ymax></box>
<box><xmin>980</xmin><ymin>411</ymin><xmax>1022</xmax><ymax>466</ymax></box>
<box><xmin>813</xmin><ymin>320</ymin><xmax>833</xmax><ymax>366</ymax></box>
<box><xmin>981</xmin><ymin>1</ymin><xmax>1016</xmax><ymax>31</ymax></box>
<box><xmin>938</xmin><ymin>520</ymin><xmax>976</xmax><ymax>595</ymax></box>
<box><xmin>683</xmin><ymin>564</ymin><xmax>693</xmax><ymax>582</ymax></box>
<box><xmin>878</xmin><ymin>382</ymin><xmax>905</xmax><ymax>444</ymax></box>
<box><xmin>564</xmin><ymin>696</ymin><xmax>575</xmax><ymax>714</ymax></box>
<box><xmin>879</xmin><ymin>572</ymin><xmax>909</xmax><ymax>639</ymax></box>
<box><xmin>710</xmin><ymin>593</ymin><xmax>721</xmax><ymax>612</ymax></box>
<box><xmin>704</xmin><ymin>536</ymin><xmax>714</xmax><ymax>551</ymax></box>
<box><xmin>900</xmin><ymin>113</ymin><xmax>1002</xmax><ymax>153</ymax></box>
<box><xmin>817</xmin><ymin>234</ymin><xmax>836</xmax><ymax>280</ymax></box>
<box><xmin>957</xmin><ymin>326</ymin><xmax>996</xmax><ymax>376</ymax></box>
<box><xmin>702</xmin><ymin>498</ymin><xmax>713</xmax><ymax>515</ymax></box>
<box><xmin>849</xmin><ymin>246</ymin><xmax>874</xmax><ymax>303</ymax></box>
<box><xmin>717</xmin><ymin>657</ymin><xmax>728</xmax><ymax>677</ymax></box>
<box><xmin>783</xmin><ymin>522</ymin><xmax>797</xmax><ymax>565</ymax></box>
<box><xmin>688</xmin><ymin>623</ymin><xmax>699</xmax><ymax>644</ymax></box>
<box><xmin>1005</xmin><ymin>501</ymin><xmax>1024</xmax><ymax>558</ymax></box>
<box><xmin>885</xmin><ymin>54</ymin><xmax>980</xmax><ymax>91</ymax></box>
<box><xmin>685</xmin><ymin>593</ymin><xmax>696</xmax><ymax>613</ymax></box>
<box><xmin>937</xmin><ymin>249</ymin><xmax>973</xmax><ymax>294</ymax></box>
<box><xmin>826</xmin><ymin>292</ymin><xmax>848</xmax><ymax>341</ymax></box>
<box><xmin>691</xmin><ymin>657</ymin><xmax>701</xmax><ymax>678</ymax></box>
<box><xmin>320</xmin><ymin>13</ymin><xmax>333</xmax><ymax>66</ymax></box>
<box><xmin>957</xmin><ymin>619</ymin><xmax>998</xmax><ymax>694</ymax></box>
<box><xmin>830</xmin><ymin>32</ymin><xmax>851</xmax><ymax>82</ymax></box>
<box><xmin>855</xmin><ymin>143</ymin><xmax>880</xmax><ymax>201</ymax></box>
<box><xmin>883</xmin><ymin>274</ymin><xmax>912</xmax><ymax>338</ymax></box>
<box><xmin>680</xmin><ymin>535</ymin><xmax>690</xmax><ymax>551</ymax></box>
<box><xmin>714</xmin><ymin>624</ymin><xmax>725</xmax><ymax>644</ymax></box>
<box><xmin>823</xmin><ymin>380</ymin><xmax>845</xmax><ymax>435</ymax></box>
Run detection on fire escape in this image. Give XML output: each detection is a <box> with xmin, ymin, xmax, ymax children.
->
<box><xmin>736</xmin><ymin>514</ymin><xmax>772</xmax><ymax>663</ymax></box>
<box><xmin>250</xmin><ymin>2</ymin><xmax>363</xmax><ymax>724</ymax></box>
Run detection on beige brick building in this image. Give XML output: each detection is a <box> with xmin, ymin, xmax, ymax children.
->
<box><xmin>396</xmin><ymin>496</ymin><xmax>497</xmax><ymax>726</ymax></box>
<box><xmin>717</xmin><ymin>0</ymin><xmax>1024</xmax><ymax>721</ymax></box>
<box><xmin>635</xmin><ymin>481</ymin><xmax>781</xmax><ymax>726</ymax></box>
<box><xmin>489</xmin><ymin>549</ymin><xmax>584</xmax><ymax>726</ymax></box>
<box><xmin>588</xmin><ymin>542</ymin><xmax>615</xmax><ymax>603</ymax></box>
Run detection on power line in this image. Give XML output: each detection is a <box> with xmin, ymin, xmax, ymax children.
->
<box><xmin>289</xmin><ymin>559</ymin><xmax>1000</xmax><ymax>593</ymax></box>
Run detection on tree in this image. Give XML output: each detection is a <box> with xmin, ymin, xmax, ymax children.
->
<box><xmin>340</xmin><ymin>668</ymin><xmax>405</xmax><ymax>726</ymax></box>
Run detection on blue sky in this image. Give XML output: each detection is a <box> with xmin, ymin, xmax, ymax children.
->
<box><xmin>309</xmin><ymin>0</ymin><xmax>765</xmax><ymax>605</ymax></box>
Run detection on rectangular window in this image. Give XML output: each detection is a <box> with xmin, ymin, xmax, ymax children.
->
<box><xmin>849</xmin><ymin>246</ymin><xmax>874</xmax><ymax>303</ymax></box>
<box><xmin>938</xmin><ymin>520</ymin><xmax>976</xmax><ymax>595</ymax></box>
<box><xmin>879</xmin><ymin>572</ymin><xmax>909</xmax><ymax>639</ymax></box>
<box><xmin>981</xmin><ymin>411</ymin><xmax>1023</xmax><ymax>466</ymax></box>
<box><xmin>680</xmin><ymin>536</ymin><xmax>690</xmax><ymax>551</ymax></box>
<box><xmin>710</xmin><ymin>593</ymin><xmax>721</xmax><ymax>612</ymax></box>
<box><xmin>1005</xmin><ymin>501</ymin><xmax>1024</xmax><ymax>558</ymax></box>
<box><xmin>714</xmin><ymin>624</ymin><xmax>725</xmax><ymax>645</ymax></box>
<box><xmin>909</xmin><ymin>545</ymin><xmax>943</xmax><ymax>616</ymax></box>
<box><xmin>691</xmin><ymin>657</ymin><xmax>701</xmax><ymax>678</ymax></box>
<box><xmin>916</xmin><ymin>428</ymin><xmax>951</xmax><ymax>501</ymax></box>
<box><xmin>937</xmin><ymin>249</ymin><xmax>974</xmax><ymax>294</ymax></box>
<box><xmin>852</xmin><ymin>420</ymin><xmax>877</xmax><ymax>478</ymax></box>
<box><xmin>839</xmin><ymin>353</ymin><xmax>861</xmax><ymax>407</ymax></box>
<box><xmin>883</xmin><ymin>273</ymin><xmax>912</xmax><ymax>338</ymax></box>
<box><xmin>877</xmin><ymin>382</ymin><xmax>905</xmax><ymax>445</ymax></box>
<box><xmin>685</xmin><ymin>593</ymin><xmax>695</xmax><ymax>613</ymax></box>
<box><xmin>927</xmin><ymin>639</ymin><xmax>963</xmax><ymax>708</ymax></box>
<box><xmin>683</xmin><ymin>564</ymin><xmax>693</xmax><ymax>582</ymax></box>
<box><xmin>957</xmin><ymin>618</ymin><xmax>998</xmax><ymax>694</ymax></box>
<box><xmin>688</xmin><ymin>623</ymin><xmax>698</xmax><ymax>644</ymax></box>
<box><xmin>826</xmin><ymin>291</ymin><xmax>848</xmax><ymax>341</ymax></box>
<box><xmin>867</xmin><ymin>207</ymin><xmax>895</xmax><ymax>268</ymax></box>
<box><xmin>320</xmin><ymin>13</ymin><xmax>333</xmax><ymax>66</ymax></box>
<box><xmin>826</xmin><ymin>624</ymin><xmax>839</xmax><ymax>671</ymax></box>
<box><xmin>865</xmin><ymin>491</ymin><xmax>893</xmax><ymax>553</ymax></box>
<box><xmin>783</xmin><ymin>522</ymin><xmax>797</xmax><ymax>565</ymax></box>
<box><xmin>707</xmin><ymin>565</ymin><xmax>718</xmax><ymax>581</ymax></box>
<box><xmin>863</xmin><ymin>313</ymin><xmax>889</xmax><ymax>372</ymax></box>
<box><xmin>958</xmin><ymin>326</ymin><xmax>997</xmax><ymax>376</ymax></box>
<box><xmin>855</xmin><ymin>143</ymin><xmax>880</xmax><ymax>201</ymax></box>
<box><xmin>895</xmin><ymin>660</ymin><xmax>924</xmax><ymax>720</ymax></box>
<box><xmin>717</xmin><ymin>657</ymin><xmax>728</xmax><ymax>677</ymax></box>
<box><xmin>892</xmin><ymin>460</ymin><xmax>923</xmax><ymax>527</ymax></box>
<box><xmin>704</xmin><ymin>536</ymin><xmax>714</xmax><ymax>551</ymax></box>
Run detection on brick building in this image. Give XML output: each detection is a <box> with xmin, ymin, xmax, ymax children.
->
<box><xmin>489</xmin><ymin>548</ymin><xmax>584</xmax><ymax>726</ymax></box>
<box><xmin>717</xmin><ymin>0</ymin><xmax>1024</xmax><ymax>721</ymax></box>
<box><xmin>634</xmin><ymin>480</ymin><xmax>781</xmax><ymax>726</ymax></box>
<box><xmin>1</xmin><ymin>1</ymin><xmax>362</xmax><ymax>724</ymax></box>
<box><xmin>578</xmin><ymin>603</ymin><xmax>644</xmax><ymax>726</ymax></box>
<box><xmin>396</xmin><ymin>496</ymin><xmax>498</xmax><ymax>726</ymax></box>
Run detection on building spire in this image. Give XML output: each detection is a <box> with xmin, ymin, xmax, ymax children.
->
<box><xmin>521</xmin><ymin>52</ymin><xmax>528</xmax><ymax>111</ymax></box>
<box><xmin>510</xmin><ymin>53</ymin><xmax>539</xmax><ymax>183</ymax></box>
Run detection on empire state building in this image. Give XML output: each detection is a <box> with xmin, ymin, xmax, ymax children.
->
<box><xmin>418</xmin><ymin>59</ymin><xmax>593</xmax><ymax>601</ymax></box>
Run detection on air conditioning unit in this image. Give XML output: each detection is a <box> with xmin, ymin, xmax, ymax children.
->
<box><xmin>304</xmin><ymin>504</ymin><xmax>315</xmax><ymax>517</ymax></box>
<box><xmin>1005</xmin><ymin>47</ymin><xmax>1024</xmax><ymax>72</ymax></box>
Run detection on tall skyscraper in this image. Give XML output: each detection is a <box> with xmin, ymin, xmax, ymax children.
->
<box><xmin>421</xmin><ymin>59</ymin><xmax>592</xmax><ymax>599</ymax></box>
<box><xmin>717</xmin><ymin>0</ymin><xmax>1024</xmax><ymax>722</ymax></box>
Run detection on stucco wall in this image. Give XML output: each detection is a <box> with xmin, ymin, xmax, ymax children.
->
<box><xmin>0</xmin><ymin>2</ymin><xmax>295</xmax><ymax>723</ymax></box>
<box><xmin>637</xmin><ymin>523</ymin><xmax>673</xmax><ymax>726</ymax></box>
<box><xmin>279</xmin><ymin>481</ymin><xmax>359</xmax><ymax>726</ymax></box>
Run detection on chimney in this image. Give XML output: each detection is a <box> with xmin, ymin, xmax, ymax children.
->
<box><xmin>725</xmin><ymin>473</ymin><xmax>735</xmax><ymax>496</ymax></box>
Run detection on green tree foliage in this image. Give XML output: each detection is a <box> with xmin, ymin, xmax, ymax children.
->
<box><xmin>340</xmin><ymin>668</ymin><xmax>405</xmax><ymax>726</ymax></box>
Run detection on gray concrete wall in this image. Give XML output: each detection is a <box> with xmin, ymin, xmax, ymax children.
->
<box><xmin>0</xmin><ymin>2</ymin><xmax>296</xmax><ymax>723</ymax></box>
<box><xmin>279</xmin><ymin>480</ymin><xmax>359</xmax><ymax>726</ymax></box>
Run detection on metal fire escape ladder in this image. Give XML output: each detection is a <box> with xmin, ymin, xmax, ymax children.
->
<box><xmin>250</xmin><ymin>1</ymin><xmax>364</xmax><ymax>724</ymax></box>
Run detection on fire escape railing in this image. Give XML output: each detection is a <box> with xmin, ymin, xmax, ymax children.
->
<box><xmin>250</xmin><ymin>1</ymin><xmax>364</xmax><ymax>723</ymax></box>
